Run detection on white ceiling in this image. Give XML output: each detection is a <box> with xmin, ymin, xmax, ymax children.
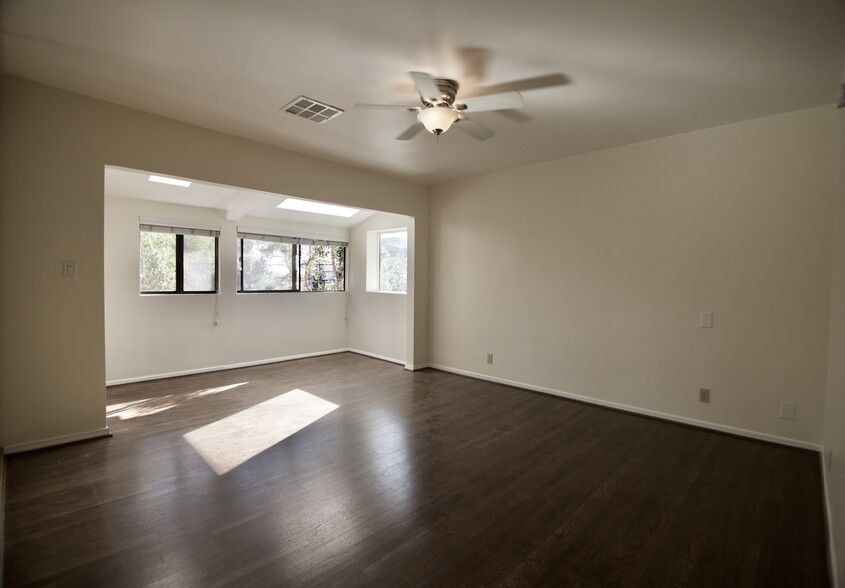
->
<box><xmin>105</xmin><ymin>167</ymin><xmax>376</xmax><ymax>227</ymax></box>
<box><xmin>3</xmin><ymin>0</ymin><xmax>844</xmax><ymax>185</ymax></box>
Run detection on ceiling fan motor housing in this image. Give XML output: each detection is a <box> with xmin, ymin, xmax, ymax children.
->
<box><xmin>423</xmin><ymin>78</ymin><xmax>460</xmax><ymax>107</ymax></box>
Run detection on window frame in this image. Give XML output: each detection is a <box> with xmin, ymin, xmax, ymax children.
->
<box><xmin>236</xmin><ymin>231</ymin><xmax>347</xmax><ymax>294</ymax></box>
<box><xmin>139</xmin><ymin>226</ymin><xmax>219</xmax><ymax>295</ymax></box>
<box><xmin>366</xmin><ymin>227</ymin><xmax>408</xmax><ymax>294</ymax></box>
<box><xmin>299</xmin><ymin>242</ymin><xmax>346</xmax><ymax>293</ymax></box>
<box><xmin>237</xmin><ymin>237</ymin><xmax>299</xmax><ymax>294</ymax></box>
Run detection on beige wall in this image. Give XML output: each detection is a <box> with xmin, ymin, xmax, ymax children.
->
<box><xmin>823</xmin><ymin>105</ymin><xmax>845</xmax><ymax>587</ymax></box>
<box><xmin>430</xmin><ymin>105</ymin><xmax>837</xmax><ymax>446</ymax></box>
<box><xmin>347</xmin><ymin>211</ymin><xmax>409</xmax><ymax>364</ymax></box>
<box><xmin>0</xmin><ymin>76</ymin><xmax>429</xmax><ymax>450</ymax></box>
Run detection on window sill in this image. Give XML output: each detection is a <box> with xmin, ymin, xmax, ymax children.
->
<box><xmin>365</xmin><ymin>290</ymin><xmax>407</xmax><ymax>295</ymax></box>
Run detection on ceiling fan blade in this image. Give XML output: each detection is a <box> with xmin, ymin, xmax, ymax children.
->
<box><xmin>457</xmin><ymin>91</ymin><xmax>524</xmax><ymax>113</ymax></box>
<box><xmin>355</xmin><ymin>103</ymin><xmax>419</xmax><ymax>111</ymax></box>
<box><xmin>409</xmin><ymin>71</ymin><xmax>441</xmax><ymax>103</ymax></box>
<box><xmin>397</xmin><ymin>124</ymin><xmax>424</xmax><ymax>140</ymax></box>
<box><xmin>495</xmin><ymin>109</ymin><xmax>531</xmax><ymax>123</ymax></box>
<box><xmin>454</xmin><ymin>118</ymin><xmax>494</xmax><ymax>141</ymax></box>
<box><xmin>458</xmin><ymin>47</ymin><xmax>491</xmax><ymax>86</ymax></box>
<box><xmin>464</xmin><ymin>73</ymin><xmax>570</xmax><ymax>97</ymax></box>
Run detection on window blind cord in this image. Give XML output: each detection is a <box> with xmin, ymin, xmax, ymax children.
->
<box><xmin>214</xmin><ymin>293</ymin><xmax>220</xmax><ymax>326</ymax></box>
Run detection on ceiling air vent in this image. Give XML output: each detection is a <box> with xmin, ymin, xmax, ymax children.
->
<box><xmin>281</xmin><ymin>96</ymin><xmax>344</xmax><ymax>123</ymax></box>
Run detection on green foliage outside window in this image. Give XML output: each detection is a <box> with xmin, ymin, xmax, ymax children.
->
<box><xmin>139</xmin><ymin>231</ymin><xmax>217</xmax><ymax>293</ymax></box>
<box><xmin>141</xmin><ymin>230</ymin><xmax>345</xmax><ymax>294</ymax></box>
<box><xmin>183</xmin><ymin>235</ymin><xmax>216</xmax><ymax>291</ymax></box>
<box><xmin>240</xmin><ymin>240</ymin><xmax>294</xmax><ymax>291</ymax></box>
<box><xmin>140</xmin><ymin>232</ymin><xmax>176</xmax><ymax>292</ymax></box>
<box><xmin>238</xmin><ymin>239</ymin><xmax>346</xmax><ymax>292</ymax></box>
<box><xmin>300</xmin><ymin>244</ymin><xmax>345</xmax><ymax>292</ymax></box>
<box><xmin>379</xmin><ymin>231</ymin><xmax>407</xmax><ymax>293</ymax></box>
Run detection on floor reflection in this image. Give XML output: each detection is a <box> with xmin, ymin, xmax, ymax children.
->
<box><xmin>365</xmin><ymin>408</ymin><xmax>415</xmax><ymax>507</ymax></box>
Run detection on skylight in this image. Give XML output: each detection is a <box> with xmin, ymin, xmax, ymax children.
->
<box><xmin>278</xmin><ymin>197</ymin><xmax>359</xmax><ymax>218</ymax></box>
<box><xmin>149</xmin><ymin>175</ymin><xmax>192</xmax><ymax>187</ymax></box>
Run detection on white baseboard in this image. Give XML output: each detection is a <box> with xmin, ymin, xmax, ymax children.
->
<box><xmin>347</xmin><ymin>348</ymin><xmax>405</xmax><ymax>366</ymax></box>
<box><xmin>428</xmin><ymin>363</ymin><xmax>823</xmax><ymax>452</ymax></box>
<box><xmin>821</xmin><ymin>450</ymin><xmax>839</xmax><ymax>588</ymax></box>
<box><xmin>4</xmin><ymin>426</ymin><xmax>112</xmax><ymax>455</ymax></box>
<box><xmin>404</xmin><ymin>363</ymin><xmax>430</xmax><ymax>371</ymax></box>
<box><xmin>106</xmin><ymin>349</ymin><xmax>350</xmax><ymax>386</ymax></box>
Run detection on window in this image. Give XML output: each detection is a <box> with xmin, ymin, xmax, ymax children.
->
<box><xmin>140</xmin><ymin>223</ymin><xmax>219</xmax><ymax>294</ymax></box>
<box><xmin>365</xmin><ymin>228</ymin><xmax>408</xmax><ymax>293</ymax></box>
<box><xmin>378</xmin><ymin>230</ymin><xmax>407</xmax><ymax>293</ymax></box>
<box><xmin>240</xmin><ymin>238</ymin><xmax>295</xmax><ymax>291</ymax></box>
<box><xmin>237</xmin><ymin>231</ymin><xmax>346</xmax><ymax>292</ymax></box>
<box><xmin>300</xmin><ymin>244</ymin><xmax>346</xmax><ymax>292</ymax></box>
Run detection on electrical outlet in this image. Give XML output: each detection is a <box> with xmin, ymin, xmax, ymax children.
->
<box><xmin>486</xmin><ymin>353</ymin><xmax>493</xmax><ymax>364</ymax></box>
<box><xmin>699</xmin><ymin>388</ymin><xmax>710</xmax><ymax>403</ymax></box>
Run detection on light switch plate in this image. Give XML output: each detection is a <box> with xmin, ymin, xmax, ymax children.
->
<box><xmin>699</xmin><ymin>311</ymin><xmax>713</xmax><ymax>328</ymax></box>
<box><xmin>63</xmin><ymin>261</ymin><xmax>77</xmax><ymax>279</ymax></box>
<box><xmin>780</xmin><ymin>401</ymin><xmax>797</xmax><ymax>421</ymax></box>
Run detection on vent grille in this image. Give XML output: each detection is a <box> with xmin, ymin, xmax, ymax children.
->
<box><xmin>281</xmin><ymin>96</ymin><xmax>344</xmax><ymax>123</ymax></box>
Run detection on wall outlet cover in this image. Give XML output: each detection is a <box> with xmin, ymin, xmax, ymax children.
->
<box><xmin>779</xmin><ymin>401</ymin><xmax>797</xmax><ymax>421</ymax></box>
<box><xmin>63</xmin><ymin>261</ymin><xmax>77</xmax><ymax>279</ymax></box>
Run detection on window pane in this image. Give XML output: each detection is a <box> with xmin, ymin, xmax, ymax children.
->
<box><xmin>140</xmin><ymin>232</ymin><xmax>176</xmax><ymax>292</ymax></box>
<box><xmin>379</xmin><ymin>231</ymin><xmax>407</xmax><ymax>293</ymax></box>
<box><xmin>183</xmin><ymin>234</ymin><xmax>216</xmax><ymax>292</ymax></box>
<box><xmin>241</xmin><ymin>239</ymin><xmax>294</xmax><ymax>291</ymax></box>
<box><xmin>301</xmin><ymin>244</ymin><xmax>345</xmax><ymax>292</ymax></box>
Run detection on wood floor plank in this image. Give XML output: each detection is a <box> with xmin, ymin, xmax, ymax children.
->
<box><xmin>2</xmin><ymin>353</ymin><xmax>831</xmax><ymax>587</ymax></box>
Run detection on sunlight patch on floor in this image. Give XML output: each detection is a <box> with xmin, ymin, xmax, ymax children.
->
<box><xmin>183</xmin><ymin>389</ymin><xmax>339</xmax><ymax>475</ymax></box>
<box><xmin>107</xmin><ymin>382</ymin><xmax>249</xmax><ymax>420</ymax></box>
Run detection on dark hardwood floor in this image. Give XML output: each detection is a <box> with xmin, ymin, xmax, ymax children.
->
<box><xmin>3</xmin><ymin>353</ymin><xmax>830</xmax><ymax>587</ymax></box>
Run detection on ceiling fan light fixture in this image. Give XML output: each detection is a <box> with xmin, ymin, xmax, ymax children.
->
<box><xmin>417</xmin><ymin>107</ymin><xmax>459</xmax><ymax>135</ymax></box>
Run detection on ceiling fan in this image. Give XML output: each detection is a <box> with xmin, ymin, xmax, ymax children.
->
<box><xmin>356</xmin><ymin>71</ymin><xmax>525</xmax><ymax>141</ymax></box>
